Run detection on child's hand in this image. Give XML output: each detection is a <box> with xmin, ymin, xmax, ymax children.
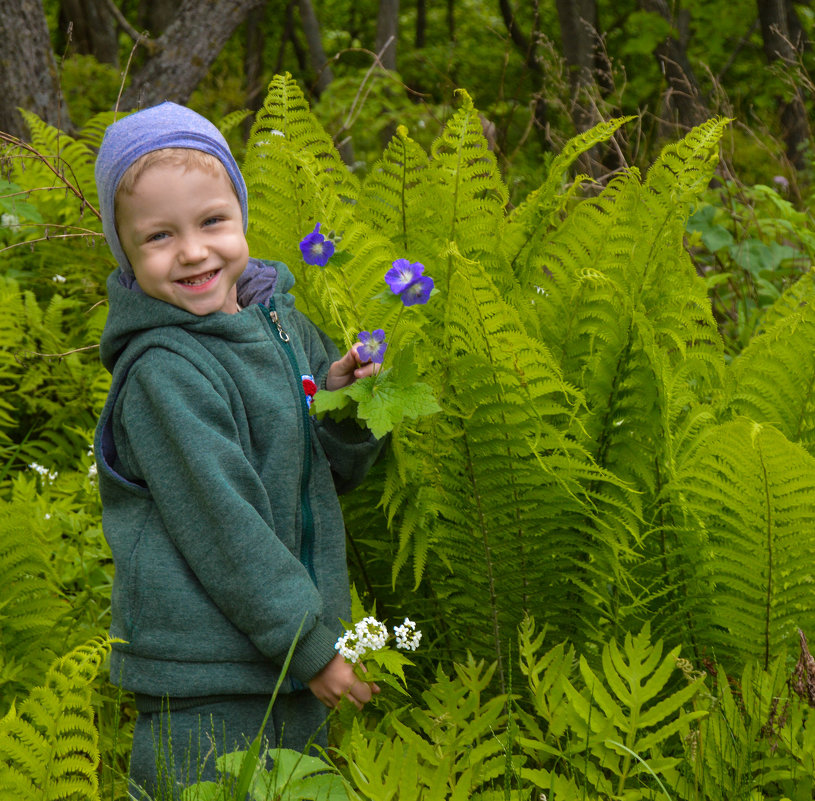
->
<box><xmin>308</xmin><ymin>653</ymin><xmax>380</xmax><ymax>709</ymax></box>
<box><xmin>325</xmin><ymin>344</ymin><xmax>379</xmax><ymax>391</ymax></box>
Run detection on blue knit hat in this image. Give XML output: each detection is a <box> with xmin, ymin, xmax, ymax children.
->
<box><xmin>95</xmin><ymin>102</ymin><xmax>249</xmax><ymax>274</ymax></box>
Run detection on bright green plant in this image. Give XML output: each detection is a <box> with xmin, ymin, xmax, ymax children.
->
<box><xmin>0</xmin><ymin>636</ymin><xmax>112</xmax><ymax>800</ymax></box>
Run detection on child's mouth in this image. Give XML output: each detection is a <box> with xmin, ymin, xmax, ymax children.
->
<box><xmin>177</xmin><ymin>270</ymin><xmax>218</xmax><ymax>287</ymax></box>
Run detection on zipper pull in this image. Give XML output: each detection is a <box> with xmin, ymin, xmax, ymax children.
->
<box><xmin>269</xmin><ymin>309</ymin><xmax>290</xmax><ymax>342</ymax></box>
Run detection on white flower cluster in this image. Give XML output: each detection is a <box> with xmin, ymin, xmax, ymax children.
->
<box><xmin>393</xmin><ymin>618</ymin><xmax>422</xmax><ymax>651</ymax></box>
<box><xmin>1</xmin><ymin>213</ymin><xmax>20</xmax><ymax>231</ymax></box>
<box><xmin>335</xmin><ymin>615</ymin><xmax>423</xmax><ymax>663</ymax></box>
<box><xmin>335</xmin><ymin>616</ymin><xmax>388</xmax><ymax>664</ymax></box>
<box><xmin>29</xmin><ymin>462</ymin><xmax>58</xmax><ymax>482</ymax></box>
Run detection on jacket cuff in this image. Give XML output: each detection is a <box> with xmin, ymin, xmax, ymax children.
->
<box><xmin>288</xmin><ymin>622</ymin><xmax>339</xmax><ymax>683</ymax></box>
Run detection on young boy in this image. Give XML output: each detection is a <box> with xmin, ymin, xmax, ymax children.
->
<box><xmin>93</xmin><ymin>102</ymin><xmax>380</xmax><ymax>796</ymax></box>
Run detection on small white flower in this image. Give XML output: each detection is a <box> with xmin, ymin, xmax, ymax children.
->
<box><xmin>335</xmin><ymin>630</ymin><xmax>365</xmax><ymax>663</ymax></box>
<box><xmin>271</xmin><ymin>129</ymin><xmax>284</xmax><ymax>137</ymax></box>
<box><xmin>44</xmin><ymin>513</ymin><xmax>51</xmax><ymax>520</ymax></box>
<box><xmin>29</xmin><ymin>462</ymin><xmax>58</xmax><ymax>482</ymax></box>
<box><xmin>1</xmin><ymin>213</ymin><xmax>20</xmax><ymax>230</ymax></box>
<box><xmin>355</xmin><ymin>616</ymin><xmax>388</xmax><ymax>652</ymax></box>
<box><xmin>393</xmin><ymin>618</ymin><xmax>422</xmax><ymax>651</ymax></box>
<box><xmin>52</xmin><ymin>274</ymin><xmax>66</xmax><ymax>283</ymax></box>
<box><xmin>88</xmin><ymin>463</ymin><xmax>98</xmax><ymax>481</ymax></box>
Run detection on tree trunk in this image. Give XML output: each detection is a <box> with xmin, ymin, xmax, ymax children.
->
<box><xmin>415</xmin><ymin>0</ymin><xmax>426</xmax><ymax>49</ymax></box>
<box><xmin>137</xmin><ymin>0</ymin><xmax>177</xmax><ymax>35</ymax></box>
<box><xmin>639</xmin><ymin>0</ymin><xmax>708</xmax><ymax>132</ymax></box>
<box><xmin>59</xmin><ymin>0</ymin><xmax>119</xmax><ymax>64</ymax></box>
<box><xmin>757</xmin><ymin>0</ymin><xmax>810</xmax><ymax>169</ymax></box>
<box><xmin>376</xmin><ymin>0</ymin><xmax>399</xmax><ymax>71</ymax></box>
<box><xmin>298</xmin><ymin>0</ymin><xmax>334</xmax><ymax>96</ymax></box>
<box><xmin>118</xmin><ymin>0</ymin><xmax>265</xmax><ymax>111</ymax></box>
<box><xmin>556</xmin><ymin>0</ymin><xmax>602</xmax><ymax>134</ymax></box>
<box><xmin>0</xmin><ymin>0</ymin><xmax>69</xmax><ymax>138</ymax></box>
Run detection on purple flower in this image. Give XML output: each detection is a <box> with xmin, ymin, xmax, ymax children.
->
<box><xmin>385</xmin><ymin>258</ymin><xmax>434</xmax><ymax>306</ymax></box>
<box><xmin>400</xmin><ymin>275</ymin><xmax>434</xmax><ymax>306</ymax></box>
<box><xmin>357</xmin><ymin>329</ymin><xmax>388</xmax><ymax>364</ymax></box>
<box><xmin>299</xmin><ymin>223</ymin><xmax>335</xmax><ymax>267</ymax></box>
<box><xmin>385</xmin><ymin>259</ymin><xmax>424</xmax><ymax>294</ymax></box>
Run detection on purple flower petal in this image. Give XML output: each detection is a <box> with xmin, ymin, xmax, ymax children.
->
<box><xmin>385</xmin><ymin>259</ymin><xmax>425</xmax><ymax>295</ymax></box>
<box><xmin>400</xmin><ymin>274</ymin><xmax>434</xmax><ymax>306</ymax></box>
<box><xmin>299</xmin><ymin>223</ymin><xmax>335</xmax><ymax>267</ymax></box>
<box><xmin>357</xmin><ymin>329</ymin><xmax>388</xmax><ymax>364</ymax></box>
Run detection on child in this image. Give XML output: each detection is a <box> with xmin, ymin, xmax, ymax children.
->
<box><xmin>93</xmin><ymin>102</ymin><xmax>381</xmax><ymax>797</ymax></box>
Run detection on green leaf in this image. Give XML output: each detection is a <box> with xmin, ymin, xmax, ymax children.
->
<box><xmin>346</xmin><ymin>374</ymin><xmax>441</xmax><ymax>438</ymax></box>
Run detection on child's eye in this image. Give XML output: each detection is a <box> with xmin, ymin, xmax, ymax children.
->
<box><xmin>147</xmin><ymin>232</ymin><xmax>168</xmax><ymax>243</ymax></box>
<box><xmin>203</xmin><ymin>217</ymin><xmax>222</xmax><ymax>227</ymax></box>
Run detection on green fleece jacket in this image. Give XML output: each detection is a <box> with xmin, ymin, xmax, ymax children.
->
<box><xmin>95</xmin><ymin>259</ymin><xmax>380</xmax><ymax>698</ymax></box>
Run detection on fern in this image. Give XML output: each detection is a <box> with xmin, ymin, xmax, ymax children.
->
<box><xmin>728</xmin><ymin>275</ymin><xmax>815</xmax><ymax>457</ymax></box>
<box><xmin>0</xmin><ymin>637</ymin><xmax>111</xmax><ymax>801</ymax></box>
<box><xmin>505</xmin><ymin>115</ymin><xmax>633</xmax><ymax>290</ymax></box>
<box><xmin>518</xmin><ymin>619</ymin><xmax>706</xmax><ymax>800</ymax></box>
<box><xmin>0</xmin><ymin>498</ymin><xmax>68</xmax><ymax>704</ymax></box>
<box><xmin>243</xmin><ymin>72</ymin><xmax>359</xmax><ymax>276</ymax></box>
<box><xmin>670</xmin><ymin>419</ymin><xmax>815</xmax><ymax>666</ymax></box>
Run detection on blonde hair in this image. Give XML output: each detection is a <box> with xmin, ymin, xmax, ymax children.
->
<box><xmin>115</xmin><ymin>148</ymin><xmax>232</xmax><ymax>204</ymax></box>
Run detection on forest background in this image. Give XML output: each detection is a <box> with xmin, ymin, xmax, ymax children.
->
<box><xmin>4</xmin><ymin>1</ymin><xmax>815</xmax><ymax>800</ymax></box>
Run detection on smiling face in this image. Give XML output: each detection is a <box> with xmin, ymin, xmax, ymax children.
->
<box><xmin>116</xmin><ymin>158</ymin><xmax>249</xmax><ymax>316</ymax></box>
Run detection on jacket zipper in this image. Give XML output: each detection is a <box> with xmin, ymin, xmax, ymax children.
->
<box><xmin>263</xmin><ymin>299</ymin><xmax>316</xmax><ymax>583</ymax></box>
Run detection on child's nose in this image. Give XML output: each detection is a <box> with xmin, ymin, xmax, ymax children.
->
<box><xmin>178</xmin><ymin>235</ymin><xmax>207</xmax><ymax>263</ymax></box>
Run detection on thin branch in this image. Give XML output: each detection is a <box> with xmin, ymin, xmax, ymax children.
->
<box><xmin>15</xmin><ymin>344</ymin><xmax>100</xmax><ymax>364</ymax></box>
<box><xmin>0</xmin><ymin>133</ymin><xmax>101</xmax><ymax>220</ymax></box>
<box><xmin>102</xmin><ymin>0</ymin><xmax>155</xmax><ymax>50</ymax></box>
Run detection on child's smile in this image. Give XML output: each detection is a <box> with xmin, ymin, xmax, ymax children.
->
<box><xmin>116</xmin><ymin>162</ymin><xmax>249</xmax><ymax>315</ymax></box>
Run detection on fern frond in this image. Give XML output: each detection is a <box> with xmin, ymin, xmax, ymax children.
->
<box><xmin>429</xmin><ymin>90</ymin><xmax>510</xmax><ymax>292</ymax></box>
<box><xmin>358</xmin><ymin>124</ymin><xmax>441</xmax><ymax>258</ymax></box>
<box><xmin>0</xmin><ymin>500</ymin><xmax>66</xmax><ymax>688</ymax></box>
<box><xmin>728</xmin><ymin>276</ymin><xmax>815</xmax><ymax>456</ymax></box>
<box><xmin>0</xmin><ymin>637</ymin><xmax>111</xmax><ymax>801</ymax></box>
<box><xmin>671</xmin><ymin>419</ymin><xmax>815</xmax><ymax>667</ymax></box>
<box><xmin>505</xmin><ymin>116</ymin><xmax>633</xmax><ymax>287</ymax></box>
<box><xmin>381</xmin><ymin>255</ymin><xmax>638</xmax><ymax>667</ymax></box>
<box><xmin>244</xmin><ymin>73</ymin><xmax>359</xmax><ymax>271</ymax></box>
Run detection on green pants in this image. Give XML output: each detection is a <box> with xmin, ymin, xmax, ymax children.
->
<box><xmin>128</xmin><ymin>691</ymin><xmax>328</xmax><ymax>800</ymax></box>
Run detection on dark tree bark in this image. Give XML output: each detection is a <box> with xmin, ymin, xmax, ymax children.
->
<box><xmin>0</xmin><ymin>0</ymin><xmax>69</xmax><ymax>138</ymax></box>
<box><xmin>376</xmin><ymin>0</ymin><xmax>400</xmax><ymax>71</ymax></box>
<box><xmin>498</xmin><ymin>0</ymin><xmax>548</xmax><ymax>150</ymax></box>
<box><xmin>59</xmin><ymin>0</ymin><xmax>118</xmax><ymax>64</ymax></box>
<box><xmin>556</xmin><ymin>0</ymin><xmax>621</xmax><ymax>176</ymax></box>
<box><xmin>757</xmin><ymin>0</ymin><xmax>811</xmax><ymax>169</ymax></box>
<box><xmin>556</xmin><ymin>0</ymin><xmax>603</xmax><ymax>133</ymax></box>
<box><xmin>137</xmin><ymin>0</ymin><xmax>176</xmax><ymax>35</ymax></box>
<box><xmin>415</xmin><ymin>0</ymin><xmax>426</xmax><ymax>49</ymax></box>
<box><xmin>298</xmin><ymin>0</ymin><xmax>334</xmax><ymax>95</ymax></box>
<box><xmin>639</xmin><ymin>0</ymin><xmax>709</xmax><ymax>131</ymax></box>
<box><xmin>118</xmin><ymin>0</ymin><xmax>265</xmax><ymax>111</ymax></box>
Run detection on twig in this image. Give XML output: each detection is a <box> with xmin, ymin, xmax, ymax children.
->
<box><xmin>15</xmin><ymin>344</ymin><xmax>100</xmax><ymax>364</ymax></box>
<box><xmin>0</xmin><ymin>132</ymin><xmax>102</xmax><ymax>220</ymax></box>
<box><xmin>103</xmin><ymin>0</ymin><xmax>154</xmax><ymax>50</ymax></box>
<box><xmin>0</xmin><ymin>229</ymin><xmax>101</xmax><ymax>255</ymax></box>
<box><xmin>115</xmin><ymin>35</ymin><xmax>148</xmax><ymax>118</ymax></box>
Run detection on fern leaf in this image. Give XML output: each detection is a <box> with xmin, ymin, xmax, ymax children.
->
<box><xmin>429</xmin><ymin>90</ymin><xmax>510</xmax><ymax>293</ymax></box>
<box><xmin>505</xmin><ymin>116</ymin><xmax>634</xmax><ymax>287</ymax></box>
<box><xmin>0</xmin><ymin>637</ymin><xmax>111</xmax><ymax>801</ymax></box>
<box><xmin>728</xmin><ymin>279</ymin><xmax>815</xmax><ymax>456</ymax></box>
<box><xmin>244</xmin><ymin>73</ymin><xmax>359</xmax><ymax>272</ymax></box>
<box><xmin>671</xmin><ymin>419</ymin><xmax>815</xmax><ymax>667</ymax></box>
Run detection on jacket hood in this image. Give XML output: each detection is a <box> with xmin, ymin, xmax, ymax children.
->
<box><xmin>99</xmin><ymin>258</ymin><xmax>295</xmax><ymax>372</ymax></box>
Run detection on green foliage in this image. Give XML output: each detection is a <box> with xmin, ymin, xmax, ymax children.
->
<box><xmin>5</xmin><ymin>70</ymin><xmax>815</xmax><ymax>798</ymax></box>
<box><xmin>0</xmin><ymin>636</ymin><xmax>112</xmax><ymax>800</ymax></box>
<box><xmin>0</xmin><ymin>497</ymin><xmax>67</xmax><ymax>701</ymax></box>
<box><xmin>337</xmin><ymin>655</ymin><xmax>516</xmax><ymax>801</ymax></box>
